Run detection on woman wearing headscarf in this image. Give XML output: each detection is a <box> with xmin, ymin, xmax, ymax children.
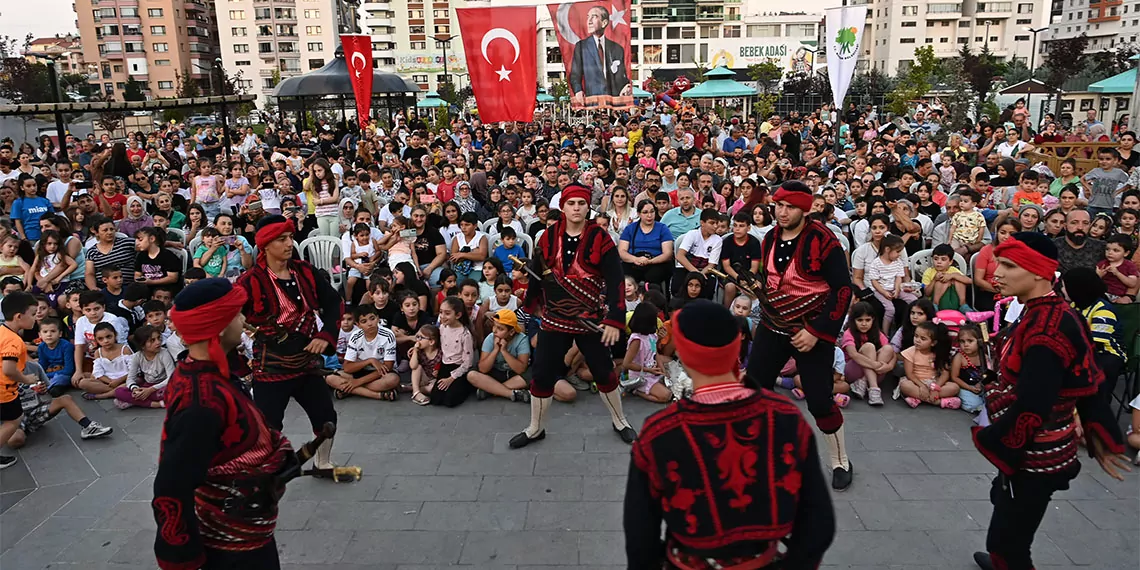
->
<box><xmin>118</xmin><ymin>195</ymin><xmax>154</xmax><ymax>238</ymax></box>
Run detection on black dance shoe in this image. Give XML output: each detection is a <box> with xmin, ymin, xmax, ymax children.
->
<box><xmin>972</xmin><ymin>552</ymin><xmax>994</xmax><ymax>570</ymax></box>
<box><xmin>831</xmin><ymin>462</ymin><xmax>853</xmax><ymax>491</ymax></box>
<box><xmin>613</xmin><ymin>425</ymin><xmax>637</xmax><ymax>444</ymax></box>
<box><xmin>508</xmin><ymin>430</ymin><xmax>545</xmax><ymax>449</ymax></box>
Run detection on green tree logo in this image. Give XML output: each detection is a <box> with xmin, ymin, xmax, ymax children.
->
<box><xmin>836</xmin><ymin>27</ymin><xmax>858</xmax><ymax>58</ymax></box>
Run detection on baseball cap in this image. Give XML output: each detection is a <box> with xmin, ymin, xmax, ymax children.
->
<box><xmin>492</xmin><ymin>309</ymin><xmax>523</xmax><ymax>333</ymax></box>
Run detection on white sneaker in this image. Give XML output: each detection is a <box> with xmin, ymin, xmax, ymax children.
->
<box><xmin>850</xmin><ymin>379</ymin><xmax>868</xmax><ymax>399</ymax></box>
<box><xmin>80</xmin><ymin>422</ymin><xmax>113</xmax><ymax>440</ymax></box>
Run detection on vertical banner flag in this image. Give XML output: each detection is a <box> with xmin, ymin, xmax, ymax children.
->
<box><xmin>340</xmin><ymin>34</ymin><xmax>374</xmax><ymax>126</ymax></box>
<box><xmin>547</xmin><ymin>0</ymin><xmax>633</xmax><ymax>110</ymax></box>
<box><xmin>825</xmin><ymin>7</ymin><xmax>866</xmax><ymax>111</ymax></box>
<box><xmin>456</xmin><ymin>7</ymin><xmax>538</xmax><ymax>123</ymax></box>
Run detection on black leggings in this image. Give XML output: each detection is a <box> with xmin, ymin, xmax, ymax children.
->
<box><xmin>204</xmin><ymin>538</ymin><xmax>279</xmax><ymax>570</ymax></box>
<box><xmin>745</xmin><ymin>325</ymin><xmax>844</xmax><ymax>434</ymax></box>
<box><xmin>985</xmin><ymin>473</ymin><xmax>1063</xmax><ymax>570</ymax></box>
<box><xmin>623</xmin><ymin>261</ymin><xmax>672</xmax><ymax>290</ymax></box>
<box><xmin>428</xmin><ymin>362</ymin><xmax>472</xmax><ymax>408</ymax></box>
<box><xmin>253</xmin><ymin>374</ymin><xmax>338</xmax><ymax>435</ymax></box>
<box><xmin>530</xmin><ymin>329</ymin><xmax>617</xmax><ymax>398</ymax></box>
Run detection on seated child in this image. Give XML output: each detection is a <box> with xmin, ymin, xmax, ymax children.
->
<box><xmin>621</xmin><ymin>302</ymin><xmax>673</xmax><ymax>403</ymax></box>
<box><xmin>466</xmin><ymin>309</ymin><xmax>533</xmax><ymax>403</ymax></box>
<box><xmin>493</xmin><ymin>227</ymin><xmax>525</xmax><ymax>274</ymax></box>
<box><xmin>922</xmin><ymin>244</ymin><xmax>971</xmax><ymax>311</ymax></box>
<box><xmin>71</xmin><ymin>290</ymin><xmax>129</xmax><ymax>392</ymax></box>
<box><xmin>115</xmin><ymin>325</ymin><xmax>174</xmax><ymax>409</ymax></box>
<box><xmin>949</xmin><ymin>322</ymin><xmax>988</xmax><ymax>413</ymax></box>
<box><xmin>1097</xmin><ymin>234</ymin><xmax>1139</xmax><ymax>303</ymax></box>
<box><xmin>193</xmin><ymin>227</ymin><xmax>227</xmax><ymax>278</ymax></box>
<box><xmin>142</xmin><ymin>300</ymin><xmax>173</xmax><ymax>344</ymax></box>
<box><xmin>325</xmin><ymin>304</ymin><xmax>401</xmax><ymax>400</ymax></box>
<box><xmin>866</xmin><ymin>234</ymin><xmax>917</xmax><ymax>331</ymax></box>
<box><xmin>36</xmin><ymin>318</ymin><xmax>75</xmax><ymax>397</ymax></box>
<box><xmin>778</xmin><ymin>346</ymin><xmax>851</xmax><ymax>408</ymax></box>
<box><xmin>839</xmin><ymin>301</ymin><xmax>895</xmax><ymax>406</ymax></box>
<box><xmin>381</xmin><ymin>215</ymin><xmax>417</xmax><ymax>270</ymax></box>
<box><xmin>82</xmin><ymin>322</ymin><xmax>133</xmax><ymax>400</ymax></box>
<box><xmin>7</xmin><ymin>362</ymin><xmax>113</xmax><ymax>452</ymax></box>
<box><xmin>899</xmin><ymin>321</ymin><xmax>961</xmax><ymax>409</ymax></box>
<box><xmin>346</xmin><ymin>222</ymin><xmax>383</xmax><ymax>298</ymax></box>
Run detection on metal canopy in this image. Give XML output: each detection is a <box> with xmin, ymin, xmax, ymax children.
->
<box><xmin>0</xmin><ymin>95</ymin><xmax>257</xmax><ymax>117</ymax></box>
<box><xmin>273</xmin><ymin>46</ymin><xmax>419</xmax><ymax>100</ymax></box>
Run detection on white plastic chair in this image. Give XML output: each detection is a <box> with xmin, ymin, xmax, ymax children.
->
<box><xmin>909</xmin><ymin>248</ymin><xmax>969</xmax><ymax>280</ymax></box>
<box><xmin>298</xmin><ymin>235</ymin><xmax>343</xmax><ymax>290</ymax></box>
<box><xmin>480</xmin><ymin>218</ymin><xmax>499</xmax><ymax>235</ymax></box>
<box><xmin>165</xmin><ymin>227</ymin><xmax>186</xmax><ymax>244</ymax></box>
<box><xmin>489</xmin><ymin>232</ymin><xmax>533</xmax><ymax>257</ymax></box>
<box><xmin>187</xmin><ymin>236</ymin><xmax>202</xmax><ymax>257</ymax></box>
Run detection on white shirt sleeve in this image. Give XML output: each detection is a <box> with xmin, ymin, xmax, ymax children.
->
<box><xmin>344</xmin><ymin>332</ymin><xmax>362</xmax><ymax>363</ymax></box>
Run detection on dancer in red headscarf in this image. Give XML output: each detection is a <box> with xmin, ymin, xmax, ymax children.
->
<box><xmin>236</xmin><ymin>215</ymin><xmax>360</xmax><ymax>481</ymax></box>
<box><xmin>152</xmin><ymin>278</ymin><xmax>297</xmax><ymax>570</ymax></box>
<box><xmin>624</xmin><ymin>299</ymin><xmax>835</xmax><ymax>569</ymax></box>
<box><xmin>745</xmin><ymin>180</ymin><xmax>856</xmax><ymax>491</ymax></box>
<box><xmin>971</xmin><ymin>233</ymin><xmax>1129</xmax><ymax>570</ymax></box>
<box><xmin>509</xmin><ymin>183</ymin><xmax>636</xmax><ymax>449</ymax></box>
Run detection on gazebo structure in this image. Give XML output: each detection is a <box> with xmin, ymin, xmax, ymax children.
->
<box><xmin>632</xmin><ymin>86</ymin><xmax>652</xmax><ymax>99</ymax></box>
<box><xmin>682</xmin><ymin>66</ymin><xmax>758</xmax><ymax>118</ymax></box>
<box><xmin>274</xmin><ymin>46</ymin><xmax>420</xmax><ymax>134</ymax></box>
<box><xmin>417</xmin><ymin>90</ymin><xmax>448</xmax><ymax>121</ymax></box>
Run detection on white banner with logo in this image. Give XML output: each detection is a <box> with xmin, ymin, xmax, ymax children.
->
<box><xmin>825</xmin><ymin>6</ymin><xmax>867</xmax><ymax>110</ymax></box>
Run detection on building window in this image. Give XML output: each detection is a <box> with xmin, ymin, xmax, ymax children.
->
<box><xmin>410</xmin><ymin>41</ymin><xmax>426</xmax><ymax>49</ymax></box>
<box><xmin>230</xmin><ymin>10</ymin><xmax>245</xmax><ymax>20</ymax></box>
<box><xmin>412</xmin><ymin>74</ymin><xmax>428</xmax><ymax>83</ymax></box>
<box><xmin>667</xmin><ymin>27</ymin><xmax>681</xmax><ymax>39</ymax></box>
<box><xmin>115</xmin><ymin>82</ymin><xmax>126</xmax><ymax>90</ymax></box>
<box><xmin>928</xmin><ymin>20</ymin><xmax>937</xmax><ymax>26</ymax></box>
<box><xmin>408</xmin><ymin>10</ymin><xmax>423</xmax><ymax>19</ymax></box>
<box><xmin>437</xmin><ymin>74</ymin><xmax>449</xmax><ymax>83</ymax></box>
<box><xmin>307</xmin><ymin>42</ymin><xmax>323</xmax><ymax>51</ymax></box>
<box><xmin>1018</xmin><ymin>2</ymin><xmax>1033</xmax><ymax>12</ymax></box>
<box><xmin>305</xmin><ymin>26</ymin><xmax>322</xmax><ymax>35</ymax></box>
<box><xmin>724</xmin><ymin>25</ymin><xmax>741</xmax><ymax>38</ymax></box>
<box><xmin>112</xmin><ymin>64</ymin><xmax>123</xmax><ymax>72</ymax></box>
<box><xmin>231</xmin><ymin>27</ymin><xmax>246</xmax><ymax>36</ymax></box>
<box><xmin>151</xmin><ymin>26</ymin><xmax>166</xmax><ymax>35</ymax></box>
<box><xmin>279</xmin><ymin>59</ymin><xmax>301</xmax><ymax>72</ymax></box>
<box><xmin>156</xmin><ymin>59</ymin><xmax>171</xmax><ymax>66</ymax></box>
<box><xmin>309</xmin><ymin>59</ymin><xmax>324</xmax><ymax>69</ymax></box>
<box><xmin>960</xmin><ymin>20</ymin><xmax>971</xmax><ymax>26</ymax></box>
<box><xmin>147</xmin><ymin>8</ymin><xmax>163</xmax><ymax>17</ymax></box>
<box><xmin>273</xmin><ymin>8</ymin><xmax>294</xmax><ymax>19</ymax></box>
<box><xmin>1016</xmin><ymin>18</ymin><xmax>1032</xmax><ymax>24</ymax></box>
<box><xmin>95</xmin><ymin>7</ymin><xmax>116</xmax><ymax>19</ymax></box>
<box><xmin>304</xmin><ymin>9</ymin><xmax>320</xmax><ymax>18</ymax></box>
<box><xmin>941</xmin><ymin>37</ymin><xmax>949</xmax><ymax>42</ymax></box>
<box><xmin>788</xmin><ymin>24</ymin><xmax>815</xmax><ymax>36</ymax></box>
<box><xmin>234</xmin><ymin>44</ymin><xmax>249</xmax><ymax>53</ymax></box>
<box><xmin>433</xmin><ymin>9</ymin><xmax>449</xmax><ymax>18</ymax></box>
<box><xmin>958</xmin><ymin>37</ymin><xmax>969</xmax><ymax>43</ymax></box>
<box><xmin>902</xmin><ymin>21</ymin><xmax>917</xmax><ymax>26</ymax></box>
<box><xmin>279</xmin><ymin>42</ymin><xmax>296</xmax><ymax>52</ymax></box>
<box><xmin>642</xmin><ymin>28</ymin><xmax>662</xmax><ymax>40</ymax></box>
<box><xmin>681</xmin><ymin>27</ymin><xmax>696</xmax><ymax>39</ymax></box>
<box><xmin>158</xmin><ymin>81</ymin><xmax>174</xmax><ymax>90</ymax></box>
<box><xmin>903</xmin><ymin>5</ymin><xmax>919</xmax><ymax>15</ymax></box>
<box><xmin>121</xmin><ymin>7</ymin><xmax>138</xmax><ymax>17</ymax></box>
<box><xmin>410</xmin><ymin>25</ymin><xmax>425</xmax><ymax>34</ymax></box>
<box><xmin>1014</xmin><ymin>34</ymin><xmax>1030</xmax><ymax>40</ymax></box>
<box><xmin>264</xmin><ymin>78</ymin><xmax>277</xmax><ymax>89</ymax></box>
<box><xmin>277</xmin><ymin>24</ymin><xmax>296</xmax><ymax>36</ymax></box>
<box><xmin>926</xmin><ymin>37</ymin><xmax>934</xmax><ymax>42</ymax></box>
<box><xmin>259</xmin><ymin>42</ymin><xmax>273</xmax><ymax>53</ymax></box>
<box><xmin>900</xmin><ymin>37</ymin><xmax>916</xmax><ymax>43</ymax></box>
<box><xmin>153</xmin><ymin>42</ymin><xmax>169</xmax><ymax>52</ymax></box>
<box><xmin>124</xmin><ymin>41</ymin><xmax>143</xmax><ymax>52</ymax></box>
<box><xmin>235</xmin><ymin>60</ymin><xmax>250</xmax><ymax>66</ymax></box>
<box><xmin>434</xmin><ymin>24</ymin><xmax>450</xmax><ymax>34</ymax></box>
<box><xmin>747</xmin><ymin>24</ymin><xmax>780</xmax><ymax>37</ymax></box>
<box><xmin>700</xmin><ymin>25</ymin><xmax>719</xmax><ymax>38</ymax></box>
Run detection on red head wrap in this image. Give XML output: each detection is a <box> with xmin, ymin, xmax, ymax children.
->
<box><xmin>169</xmin><ymin>285</ymin><xmax>248</xmax><ymax>378</ymax></box>
<box><xmin>772</xmin><ymin>187</ymin><xmax>813</xmax><ymax>211</ymax></box>
<box><xmin>254</xmin><ymin>219</ymin><xmax>294</xmax><ymax>265</ymax></box>
<box><xmin>560</xmin><ymin>183</ymin><xmax>592</xmax><ymax>207</ymax></box>
<box><xmin>993</xmin><ymin>236</ymin><xmax>1058</xmax><ymax>280</ymax></box>
<box><xmin>671</xmin><ymin>308</ymin><xmax>742</xmax><ymax>377</ymax></box>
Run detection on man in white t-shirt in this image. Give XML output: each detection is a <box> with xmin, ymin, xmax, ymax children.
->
<box><xmin>673</xmin><ymin>209</ymin><xmax>723</xmax><ymax>299</ymax></box>
<box><xmin>71</xmin><ymin>291</ymin><xmax>129</xmax><ymax>385</ymax></box>
<box><xmin>377</xmin><ymin>191</ymin><xmax>413</xmax><ymax>230</ymax></box>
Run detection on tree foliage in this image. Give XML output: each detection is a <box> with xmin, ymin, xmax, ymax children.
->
<box><xmin>0</xmin><ymin>57</ymin><xmax>53</xmax><ymax>104</ymax></box>
<box><xmin>123</xmin><ymin>77</ymin><xmax>146</xmax><ymax>101</ymax></box>
<box><xmin>958</xmin><ymin>44</ymin><xmax>1006</xmax><ymax>116</ymax></box>
<box><xmin>886</xmin><ymin>46</ymin><xmax>940</xmax><ymax>116</ymax></box>
<box><xmin>747</xmin><ymin>60</ymin><xmax>783</xmax><ymax>94</ymax></box>
<box><xmin>1040</xmin><ymin>34</ymin><xmax>1088</xmax><ymax>89</ymax></box>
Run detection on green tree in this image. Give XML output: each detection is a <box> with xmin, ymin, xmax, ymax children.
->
<box><xmin>747</xmin><ymin>60</ymin><xmax>783</xmax><ymax>94</ymax></box>
<box><xmin>959</xmin><ymin>44</ymin><xmax>1007</xmax><ymax>117</ymax></box>
<box><xmin>123</xmin><ymin>77</ymin><xmax>146</xmax><ymax>101</ymax></box>
<box><xmin>548</xmin><ymin>78</ymin><xmax>569</xmax><ymax>102</ymax></box>
<box><xmin>886</xmin><ymin>46</ymin><xmax>939</xmax><ymax>116</ymax></box>
<box><xmin>1039</xmin><ymin>34</ymin><xmax>1088</xmax><ymax>89</ymax></box>
<box><xmin>0</xmin><ymin>58</ymin><xmax>52</xmax><ymax>104</ymax></box>
<box><xmin>1002</xmin><ymin>59</ymin><xmax>1034</xmax><ymax>84</ymax></box>
<box><xmin>438</xmin><ymin>79</ymin><xmax>458</xmax><ymax>106</ymax></box>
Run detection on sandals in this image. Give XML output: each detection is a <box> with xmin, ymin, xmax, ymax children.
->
<box><xmin>82</xmin><ymin>392</ymin><xmax>98</xmax><ymax>401</ymax></box>
<box><xmin>334</xmin><ymin>389</ymin><xmax>349</xmax><ymax>400</ymax></box>
<box><xmin>940</xmin><ymin>397</ymin><xmax>962</xmax><ymax>410</ymax></box>
<box><xmin>833</xmin><ymin>394</ymin><xmax>850</xmax><ymax>408</ymax></box>
<box><xmin>412</xmin><ymin>392</ymin><xmax>430</xmax><ymax>406</ymax></box>
<box><xmin>380</xmin><ymin>389</ymin><xmax>398</xmax><ymax>401</ymax></box>
<box><xmin>905</xmin><ymin>396</ymin><xmax>922</xmax><ymax>408</ymax></box>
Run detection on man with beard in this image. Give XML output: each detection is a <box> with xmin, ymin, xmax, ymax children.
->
<box><xmin>972</xmin><ymin>233</ymin><xmax>1129</xmax><ymax>570</ymax></box>
<box><xmin>1054</xmin><ymin>209</ymin><xmax>1105</xmax><ymax>274</ymax></box>
<box><xmin>509</xmin><ymin>183</ymin><xmax>635</xmax><ymax>449</ymax></box>
<box><xmin>744</xmin><ymin>180</ymin><xmax>855</xmax><ymax>490</ymax></box>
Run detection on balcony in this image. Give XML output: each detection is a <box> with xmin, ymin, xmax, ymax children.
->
<box><xmin>976</xmin><ymin>2</ymin><xmax>1013</xmax><ymax>16</ymax></box>
<box><xmin>641</xmin><ymin>10</ymin><xmax>669</xmax><ymax>23</ymax></box>
<box><xmin>187</xmin><ymin>26</ymin><xmax>210</xmax><ymax>37</ymax></box>
<box><xmin>101</xmin><ymin>50</ymin><xmax>124</xmax><ymax>59</ymax></box>
<box><xmin>366</xmin><ymin>17</ymin><xmax>394</xmax><ymax>27</ymax></box>
<box><xmin>925</xmin><ymin>3</ymin><xmax>962</xmax><ymax>18</ymax></box>
<box><xmin>260</xmin><ymin>68</ymin><xmax>277</xmax><ymax>77</ymax></box>
<box><xmin>697</xmin><ymin>11</ymin><xmax>725</xmax><ymax>20</ymax></box>
<box><xmin>641</xmin><ymin>0</ymin><xmax>669</xmax><ymax>4</ymax></box>
<box><xmin>697</xmin><ymin>0</ymin><xmax>724</xmax><ymax>3</ymax></box>
<box><xmin>185</xmin><ymin>0</ymin><xmax>206</xmax><ymax>12</ymax></box>
<box><xmin>361</xmin><ymin>1</ymin><xmax>391</xmax><ymax>7</ymax></box>
<box><xmin>372</xmin><ymin>33</ymin><xmax>394</xmax><ymax>42</ymax></box>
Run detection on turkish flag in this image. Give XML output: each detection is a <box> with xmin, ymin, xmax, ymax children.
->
<box><xmin>340</xmin><ymin>34</ymin><xmax>373</xmax><ymax>128</ymax></box>
<box><xmin>456</xmin><ymin>7</ymin><xmax>537</xmax><ymax>123</ymax></box>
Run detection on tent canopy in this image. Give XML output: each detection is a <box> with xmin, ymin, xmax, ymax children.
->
<box><xmin>417</xmin><ymin>91</ymin><xmax>447</xmax><ymax>108</ymax></box>
<box><xmin>536</xmin><ymin>88</ymin><xmax>555</xmax><ymax>103</ymax></box>
<box><xmin>274</xmin><ymin>47</ymin><xmax>419</xmax><ymax>98</ymax></box>
<box><xmin>683</xmin><ymin>67</ymin><xmax>758</xmax><ymax>98</ymax></box>
<box><xmin>632</xmin><ymin>86</ymin><xmax>652</xmax><ymax>98</ymax></box>
<box><xmin>1088</xmin><ymin>69</ymin><xmax>1137</xmax><ymax>94</ymax></box>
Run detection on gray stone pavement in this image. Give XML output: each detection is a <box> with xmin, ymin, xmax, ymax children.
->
<box><xmin>1</xmin><ymin>390</ymin><xmax>1137</xmax><ymax>570</ymax></box>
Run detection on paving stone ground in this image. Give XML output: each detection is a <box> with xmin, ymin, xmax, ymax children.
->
<box><xmin>1</xmin><ymin>388</ymin><xmax>1136</xmax><ymax>570</ymax></box>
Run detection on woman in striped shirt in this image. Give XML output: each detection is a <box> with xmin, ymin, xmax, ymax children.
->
<box><xmin>84</xmin><ymin>216</ymin><xmax>136</xmax><ymax>290</ymax></box>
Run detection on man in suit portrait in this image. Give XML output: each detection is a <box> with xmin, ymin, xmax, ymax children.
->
<box><xmin>569</xmin><ymin>6</ymin><xmax>632</xmax><ymax>105</ymax></box>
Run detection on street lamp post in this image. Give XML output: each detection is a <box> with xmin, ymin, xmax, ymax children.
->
<box><xmin>1024</xmin><ymin>26</ymin><xmax>1047</xmax><ymax>120</ymax></box>
<box><xmin>433</xmin><ymin>34</ymin><xmax>456</xmax><ymax>91</ymax></box>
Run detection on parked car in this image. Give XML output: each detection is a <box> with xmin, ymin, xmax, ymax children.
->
<box><xmin>187</xmin><ymin>115</ymin><xmax>215</xmax><ymax>127</ymax></box>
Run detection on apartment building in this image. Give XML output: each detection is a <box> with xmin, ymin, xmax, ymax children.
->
<box><xmin>215</xmin><ymin>0</ymin><xmax>341</xmax><ymax>104</ymax></box>
<box><xmin>1043</xmin><ymin>0</ymin><xmax>1140</xmax><ymax>52</ymax></box>
<box><xmin>25</xmin><ymin>36</ymin><xmax>93</xmax><ymax>77</ymax></box>
<box><xmin>75</xmin><ymin>0</ymin><xmax>221</xmax><ymax>100</ymax></box>
<box><xmin>856</xmin><ymin>0</ymin><xmax>1050</xmax><ymax>76</ymax></box>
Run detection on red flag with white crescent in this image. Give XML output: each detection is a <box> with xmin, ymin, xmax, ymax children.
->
<box><xmin>340</xmin><ymin>34</ymin><xmax>373</xmax><ymax>127</ymax></box>
<box><xmin>547</xmin><ymin>0</ymin><xmax>632</xmax><ymax>110</ymax></box>
<box><xmin>455</xmin><ymin>7</ymin><xmax>537</xmax><ymax>123</ymax></box>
